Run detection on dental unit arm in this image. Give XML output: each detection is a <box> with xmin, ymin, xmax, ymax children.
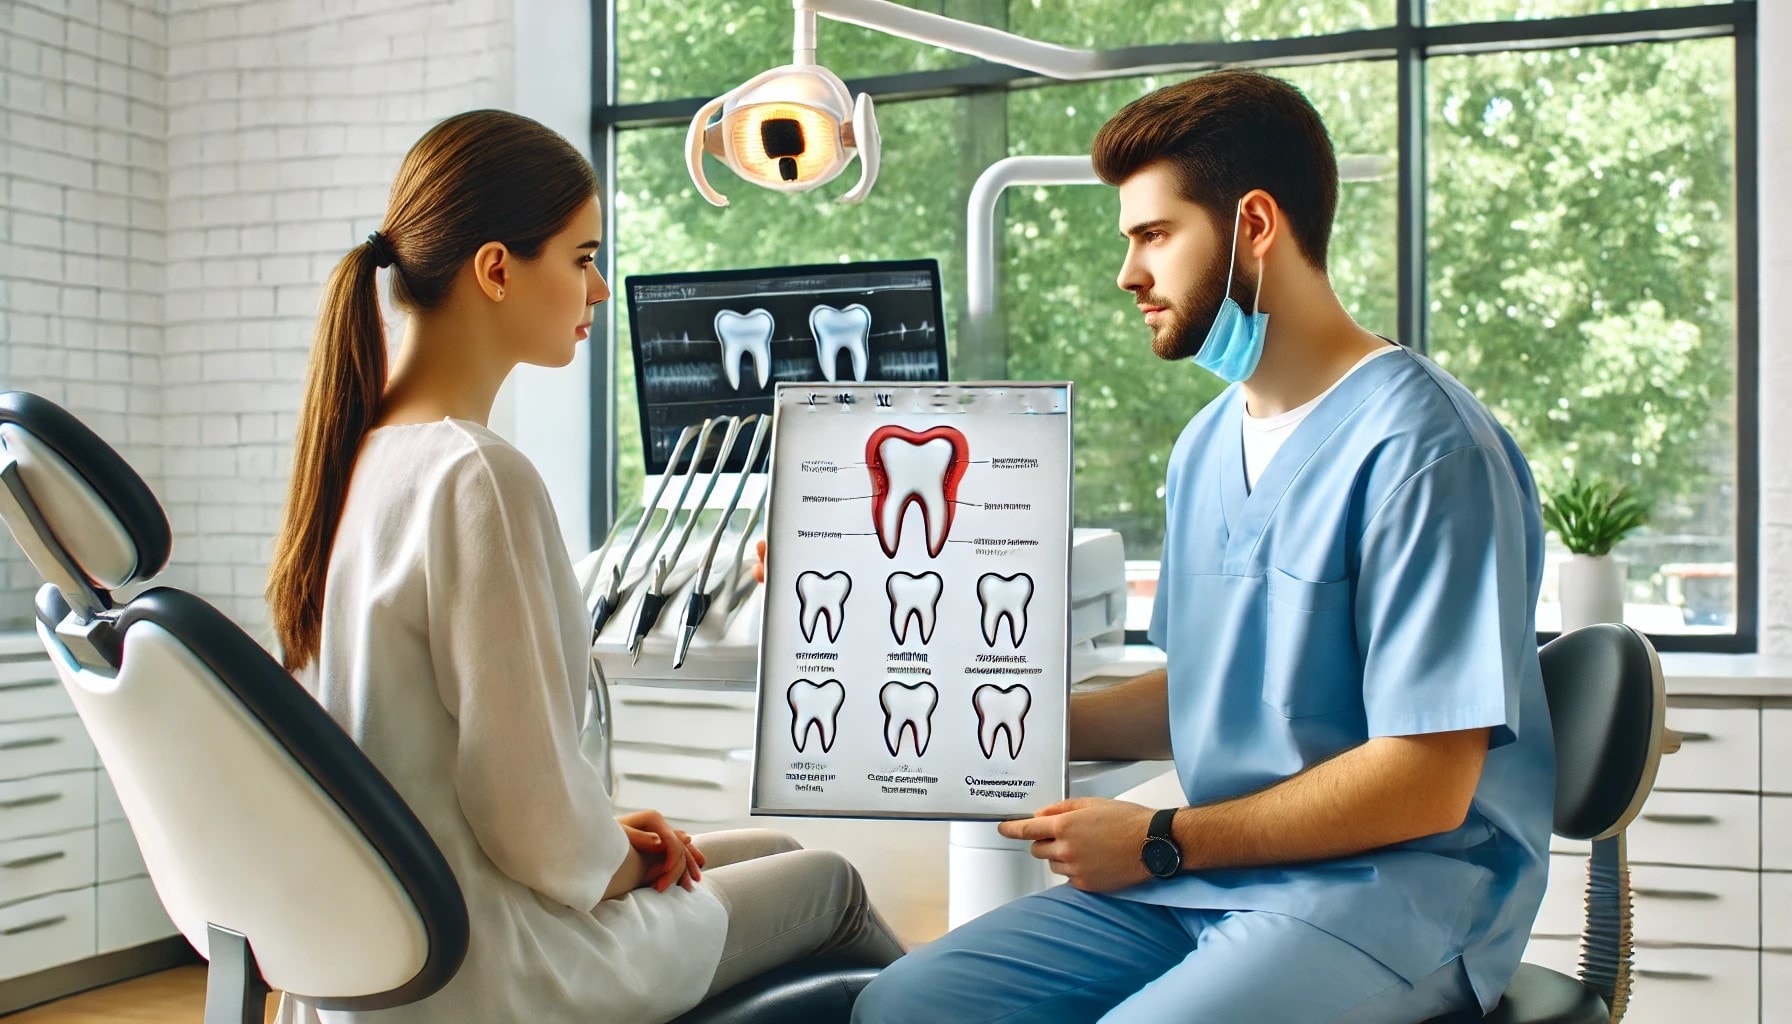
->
<box><xmin>588</xmin><ymin>422</ymin><xmax>703</xmax><ymax>638</ymax></box>
<box><xmin>627</xmin><ymin>415</ymin><xmax>751</xmax><ymax>660</ymax></box>
<box><xmin>674</xmin><ymin>415</ymin><xmax>774</xmax><ymax>669</ymax></box>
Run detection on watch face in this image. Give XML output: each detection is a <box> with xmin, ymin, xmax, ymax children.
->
<box><xmin>1142</xmin><ymin>837</ymin><xmax>1179</xmax><ymax>878</ymax></box>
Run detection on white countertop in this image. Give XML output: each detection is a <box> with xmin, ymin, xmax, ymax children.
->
<box><xmin>1083</xmin><ymin>645</ymin><xmax>1792</xmax><ymax>699</ymax></box>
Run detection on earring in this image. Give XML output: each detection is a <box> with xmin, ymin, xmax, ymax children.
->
<box><xmin>496</xmin><ymin>288</ymin><xmax>505</xmax><ymax>299</ymax></box>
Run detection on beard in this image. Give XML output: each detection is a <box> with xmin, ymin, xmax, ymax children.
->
<box><xmin>1146</xmin><ymin>248</ymin><xmax>1258</xmax><ymax>363</ymax></box>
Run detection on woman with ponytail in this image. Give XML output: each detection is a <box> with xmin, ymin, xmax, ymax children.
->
<box><xmin>268</xmin><ymin>110</ymin><xmax>901</xmax><ymax>1024</ymax></box>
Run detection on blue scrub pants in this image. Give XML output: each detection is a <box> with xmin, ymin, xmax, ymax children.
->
<box><xmin>851</xmin><ymin>885</ymin><xmax>1478</xmax><ymax>1024</ymax></box>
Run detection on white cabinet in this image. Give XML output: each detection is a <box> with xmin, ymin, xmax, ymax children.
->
<box><xmin>0</xmin><ymin>888</ymin><xmax>96</xmax><ymax>983</ymax></box>
<box><xmin>0</xmin><ymin>642</ymin><xmax>180</xmax><ymax>1005</ymax></box>
<box><xmin>1653</xmin><ymin>707</ymin><xmax>1759</xmax><ymax>792</ymax></box>
<box><xmin>1763</xmin><ymin>952</ymin><xmax>1791</xmax><ymax>1022</ymax></box>
<box><xmin>1527</xmin><ymin>701</ymin><xmax>1778</xmax><ymax>1022</ymax></box>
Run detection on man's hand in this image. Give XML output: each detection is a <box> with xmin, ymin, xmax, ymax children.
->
<box><xmin>996</xmin><ymin>797</ymin><xmax>1157</xmax><ymax>893</ymax></box>
<box><xmin>752</xmin><ymin>539</ymin><xmax>766</xmax><ymax>584</ymax></box>
<box><xmin>618</xmin><ymin>810</ymin><xmax>706</xmax><ymax>892</ymax></box>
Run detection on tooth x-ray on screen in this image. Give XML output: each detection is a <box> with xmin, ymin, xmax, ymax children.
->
<box><xmin>625</xmin><ymin>260</ymin><xmax>949</xmax><ymax>475</ymax></box>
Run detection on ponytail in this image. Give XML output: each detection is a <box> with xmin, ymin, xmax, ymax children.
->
<box><xmin>266</xmin><ymin>109</ymin><xmax>598</xmax><ymax>671</ymax></box>
<box><xmin>268</xmin><ymin>240</ymin><xmax>388</xmax><ymax>670</ymax></box>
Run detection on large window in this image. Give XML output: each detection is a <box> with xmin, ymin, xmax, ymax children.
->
<box><xmin>595</xmin><ymin>1</ymin><xmax>1756</xmax><ymax>650</ymax></box>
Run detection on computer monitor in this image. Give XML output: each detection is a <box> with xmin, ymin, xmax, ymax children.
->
<box><xmin>625</xmin><ymin>259</ymin><xmax>948</xmax><ymax>475</ymax></box>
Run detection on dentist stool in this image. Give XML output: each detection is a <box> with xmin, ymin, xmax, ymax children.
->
<box><xmin>1427</xmin><ymin>622</ymin><xmax>1674</xmax><ymax>1024</ymax></box>
<box><xmin>0</xmin><ymin>391</ymin><xmax>468</xmax><ymax>1023</ymax></box>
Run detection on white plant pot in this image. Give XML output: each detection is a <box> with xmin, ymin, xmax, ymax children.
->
<box><xmin>1559</xmin><ymin>554</ymin><xmax>1624</xmax><ymax>631</ymax></box>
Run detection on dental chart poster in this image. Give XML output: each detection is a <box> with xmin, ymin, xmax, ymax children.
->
<box><xmin>752</xmin><ymin>382</ymin><xmax>1073</xmax><ymax>821</ymax></box>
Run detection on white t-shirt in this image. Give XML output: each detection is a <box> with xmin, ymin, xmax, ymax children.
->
<box><xmin>285</xmin><ymin>419</ymin><xmax>726</xmax><ymax>1024</ymax></box>
<box><xmin>1242</xmin><ymin>345</ymin><xmax>1399</xmax><ymax>491</ymax></box>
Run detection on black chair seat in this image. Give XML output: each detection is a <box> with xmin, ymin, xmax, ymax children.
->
<box><xmin>1427</xmin><ymin>963</ymin><xmax>1610</xmax><ymax>1024</ymax></box>
<box><xmin>672</xmin><ymin>959</ymin><xmax>881</xmax><ymax>1024</ymax></box>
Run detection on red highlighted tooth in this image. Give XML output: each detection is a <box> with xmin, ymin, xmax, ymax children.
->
<box><xmin>865</xmin><ymin>425</ymin><xmax>970</xmax><ymax>558</ymax></box>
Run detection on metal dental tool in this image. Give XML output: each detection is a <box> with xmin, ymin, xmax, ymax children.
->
<box><xmin>625</xmin><ymin>416</ymin><xmax>736</xmax><ymax>659</ymax></box>
<box><xmin>723</xmin><ymin>483</ymin><xmax>771</xmax><ymax>615</ymax></box>
<box><xmin>672</xmin><ymin>414</ymin><xmax>773</xmax><ymax>669</ymax></box>
<box><xmin>591</xmin><ymin>422</ymin><xmax>703</xmax><ymax>639</ymax></box>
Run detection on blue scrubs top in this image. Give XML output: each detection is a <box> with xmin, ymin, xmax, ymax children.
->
<box><xmin>1128</xmin><ymin>346</ymin><xmax>1553</xmax><ymax>1011</ymax></box>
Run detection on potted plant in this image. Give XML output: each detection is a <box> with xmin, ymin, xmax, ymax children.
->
<box><xmin>1542</xmin><ymin>475</ymin><xmax>1650</xmax><ymax>630</ymax></box>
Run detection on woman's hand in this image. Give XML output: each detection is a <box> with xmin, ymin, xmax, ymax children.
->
<box><xmin>753</xmin><ymin>539</ymin><xmax>766</xmax><ymax>584</ymax></box>
<box><xmin>618</xmin><ymin>810</ymin><xmax>705</xmax><ymax>892</ymax></box>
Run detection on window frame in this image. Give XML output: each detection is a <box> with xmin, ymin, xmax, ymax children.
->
<box><xmin>590</xmin><ymin>1</ymin><xmax>1761</xmax><ymax>654</ymax></box>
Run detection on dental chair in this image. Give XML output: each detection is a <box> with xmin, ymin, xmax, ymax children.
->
<box><xmin>0</xmin><ymin>390</ymin><xmax>470</xmax><ymax>1022</ymax></box>
<box><xmin>1428</xmin><ymin>622</ymin><xmax>1672</xmax><ymax>1024</ymax></box>
<box><xmin>0</xmin><ymin>390</ymin><xmax>877</xmax><ymax>1024</ymax></box>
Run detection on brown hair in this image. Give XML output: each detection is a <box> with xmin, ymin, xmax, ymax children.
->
<box><xmin>1092</xmin><ymin>70</ymin><xmax>1338</xmax><ymax>269</ymax></box>
<box><xmin>268</xmin><ymin>109</ymin><xmax>597</xmax><ymax>671</ymax></box>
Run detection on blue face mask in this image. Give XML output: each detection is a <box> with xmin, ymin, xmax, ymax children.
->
<box><xmin>1191</xmin><ymin>200</ymin><xmax>1269</xmax><ymax>383</ymax></box>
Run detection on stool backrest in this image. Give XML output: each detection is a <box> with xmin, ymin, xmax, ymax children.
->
<box><xmin>1538</xmin><ymin>622</ymin><xmax>1665</xmax><ymax>841</ymax></box>
<box><xmin>0</xmin><ymin>391</ymin><xmax>467</xmax><ymax>1009</ymax></box>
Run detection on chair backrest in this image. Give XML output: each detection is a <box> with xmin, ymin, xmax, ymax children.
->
<box><xmin>1538</xmin><ymin>622</ymin><xmax>1666</xmax><ymax>841</ymax></box>
<box><xmin>0</xmin><ymin>391</ymin><xmax>467</xmax><ymax>1009</ymax></box>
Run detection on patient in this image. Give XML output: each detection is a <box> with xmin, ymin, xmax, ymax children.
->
<box><xmin>264</xmin><ymin>109</ymin><xmax>902</xmax><ymax>1023</ymax></box>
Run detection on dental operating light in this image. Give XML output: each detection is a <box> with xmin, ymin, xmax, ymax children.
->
<box><xmin>687</xmin><ymin>0</ymin><xmax>1180</xmax><ymax>207</ymax></box>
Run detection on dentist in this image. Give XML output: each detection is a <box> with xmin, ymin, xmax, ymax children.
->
<box><xmin>267</xmin><ymin>110</ymin><xmax>900</xmax><ymax>1024</ymax></box>
<box><xmin>847</xmin><ymin>70</ymin><xmax>1553</xmax><ymax>1023</ymax></box>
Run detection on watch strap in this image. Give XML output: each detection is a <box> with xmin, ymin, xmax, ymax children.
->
<box><xmin>1149</xmin><ymin>807</ymin><xmax>1179</xmax><ymax>841</ymax></box>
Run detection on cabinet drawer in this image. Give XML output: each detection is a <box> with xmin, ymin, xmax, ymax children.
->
<box><xmin>96</xmin><ymin>876</ymin><xmax>177</xmax><ymax>954</ymax></box>
<box><xmin>1764</xmin><ymin>951</ymin><xmax>1791</xmax><ymax>1022</ymax></box>
<box><xmin>1655</xmin><ymin>707</ymin><xmax>1759</xmax><ymax>792</ymax></box>
<box><xmin>0</xmin><ymin>770</ymin><xmax>96</xmax><ymax>842</ymax></box>
<box><xmin>0</xmin><ymin>888</ymin><xmax>95</xmax><ymax>982</ymax></box>
<box><xmin>1764</xmin><ymin>873</ymin><xmax>1792</xmax><ymax>950</ymax></box>
<box><xmin>0</xmin><ymin>715</ymin><xmax>96</xmax><ymax>780</ymax></box>
<box><xmin>1519</xmin><ymin>936</ymin><xmax>1582</xmax><ymax>979</ymax></box>
<box><xmin>96</xmin><ymin>818</ymin><xmax>147</xmax><ymax>884</ymax></box>
<box><xmin>614</xmin><ymin>745</ymin><xmax>748</xmax><ymax>789</ymax></box>
<box><xmin>1629</xmin><ymin>863</ymin><xmax>1759</xmax><ymax>949</ymax></box>
<box><xmin>1766</xmin><ymin>710</ymin><xmax>1792</xmax><ymax>795</ymax></box>
<box><xmin>610</xmin><ymin>685</ymin><xmax>756</xmax><ymax>751</ymax></box>
<box><xmin>1533</xmin><ymin>858</ymin><xmax>1758</xmax><ymax>949</ymax></box>
<box><xmin>0</xmin><ymin>661</ymin><xmax>70</xmax><ymax>724</ymax></box>
<box><xmin>1555</xmin><ymin>791</ymin><xmax>1758</xmax><ymax>869</ymax></box>
<box><xmin>1621</xmin><ymin>946</ymin><xmax>1759</xmax><ymax>1024</ymax></box>
<box><xmin>97</xmin><ymin>770</ymin><xmax>124</xmax><ymax>824</ymax></box>
<box><xmin>1533</xmin><ymin>854</ymin><xmax>1589</xmax><ymax>938</ymax></box>
<box><xmin>0</xmin><ymin>827</ymin><xmax>94</xmax><ymax>906</ymax></box>
<box><xmin>1765</xmin><ymin>797</ymin><xmax>1792</xmax><ymax>872</ymax></box>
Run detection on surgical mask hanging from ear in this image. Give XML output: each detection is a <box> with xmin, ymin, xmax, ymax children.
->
<box><xmin>1192</xmin><ymin>199</ymin><xmax>1269</xmax><ymax>383</ymax></box>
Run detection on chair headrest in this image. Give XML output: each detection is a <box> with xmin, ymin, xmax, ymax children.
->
<box><xmin>0</xmin><ymin>391</ymin><xmax>171</xmax><ymax>609</ymax></box>
<box><xmin>1540</xmin><ymin>622</ymin><xmax>1665</xmax><ymax>841</ymax></box>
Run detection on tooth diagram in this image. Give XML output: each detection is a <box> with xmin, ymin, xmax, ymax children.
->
<box><xmin>976</xmin><ymin>572</ymin><xmax>1034</xmax><ymax>648</ymax></box>
<box><xmin>866</xmin><ymin>425</ymin><xmax>970</xmax><ymax>559</ymax></box>
<box><xmin>796</xmin><ymin>570</ymin><xmax>852</xmax><ymax>644</ymax></box>
<box><xmin>715</xmin><ymin>308</ymin><xmax>774</xmax><ymax>391</ymax></box>
<box><xmin>972</xmin><ymin>683</ymin><xmax>1032</xmax><ymax>759</ymax></box>
<box><xmin>886</xmin><ymin>571</ymin><xmax>943</xmax><ymax>645</ymax></box>
<box><xmin>879</xmin><ymin>681</ymin><xmax>938</xmax><ymax>759</ymax></box>
<box><xmin>810</xmin><ymin>303</ymin><xmax>872</xmax><ymax>383</ymax></box>
<box><xmin>788</xmin><ymin>679</ymin><xmax>845</xmax><ymax>754</ymax></box>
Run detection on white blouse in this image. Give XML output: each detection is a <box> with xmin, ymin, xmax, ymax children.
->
<box><xmin>282</xmin><ymin>418</ymin><xmax>726</xmax><ymax>1024</ymax></box>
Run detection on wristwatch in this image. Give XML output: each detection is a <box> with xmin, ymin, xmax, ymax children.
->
<box><xmin>1140</xmin><ymin>808</ymin><xmax>1183</xmax><ymax>880</ymax></box>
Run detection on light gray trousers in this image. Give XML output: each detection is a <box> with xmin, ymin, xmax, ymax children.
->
<box><xmin>695</xmin><ymin>828</ymin><xmax>906</xmax><ymax>999</ymax></box>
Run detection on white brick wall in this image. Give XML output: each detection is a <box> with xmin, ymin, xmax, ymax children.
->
<box><xmin>2</xmin><ymin>0</ymin><xmax>167</xmax><ymax>624</ymax></box>
<box><xmin>157</xmin><ymin>0</ymin><xmax>516</xmax><ymax>638</ymax></box>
